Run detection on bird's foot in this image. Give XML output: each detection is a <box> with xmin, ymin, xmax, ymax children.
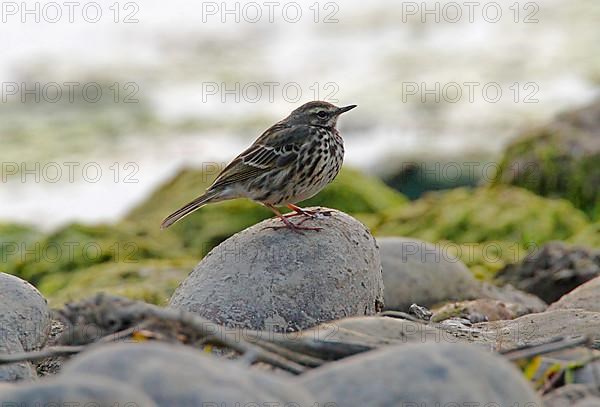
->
<box><xmin>264</xmin><ymin>215</ymin><xmax>322</xmax><ymax>235</ymax></box>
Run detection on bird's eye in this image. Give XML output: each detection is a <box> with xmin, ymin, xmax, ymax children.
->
<box><xmin>317</xmin><ymin>111</ymin><xmax>327</xmax><ymax>118</ymax></box>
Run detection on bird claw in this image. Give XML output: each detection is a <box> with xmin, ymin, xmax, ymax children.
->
<box><xmin>263</xmin><ymin>205</ymin><xmax>329</xmax><ymax>234</ymax></box>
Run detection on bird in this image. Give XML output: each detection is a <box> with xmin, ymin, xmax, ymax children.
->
<box><xmin>161</xmin><ymin>100</ymin><xmax>357</xmax><ymax>232</ymax></box>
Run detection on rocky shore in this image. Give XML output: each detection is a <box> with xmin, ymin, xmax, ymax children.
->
<box><xmin>1</xmin><ymin>101</ymin><xmax>599</xmax><ymax>406</ymax></box>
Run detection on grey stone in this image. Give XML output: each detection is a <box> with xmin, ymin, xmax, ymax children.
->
<box><xmin>0</xmin><ymin>383</ymin><xmax>14</xmax><ymax>391</ymax></box>
<box><xmin>476</xmin><ymin>309</ymin><xmax>600</xmax><ymax>351</ymax></box>
<box><xmin>61</xmin><ymin>341</ymin><xmax>316</xmax><ymax>407</ymax></box>
<box><xmin>301</xmin><ymin>316</ymin><xmax>464</xmax><ymax>348</ymax></box>
<box><xmin>0</xmin><ymin>272</ymin><xmax>52</xmax><ymax>381</ymax></box>
<box><xmin>298</xmin><ymin>342</ymin><xmax>541</xmax><ymax>407</ymax></box>
<box><xmin>377</xmin><ymin>237</ymin><xmax>480</xmax><ymax>310</ymax></box>
<box><xmin>475</xmin><ymin>282</ymin><xmax>547</xmax><ymax>313</ymax></box>
<box><xmin>549</xmin><ymin>275</ymin><xmax>600</xmax><ymax>312</ymax></box>
<box><xmin>170</xmin><ymin>208</ymin><xmax>384</xmax><ymax>331</ymax></box>
<box><xmin>0</xmin><ymin>377</ymin><xmax>157</xmax><ymax>406</ymax></box>
<box><xmin>378</xmin><ymin>236</ymin><xmax>546</xmax><ymax>314</ymax></box>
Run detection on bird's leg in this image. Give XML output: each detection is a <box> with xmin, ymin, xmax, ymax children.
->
<box><xmin>282</xmin><ymin>203</ymin><xmax>313</xmax><ymax>218</ymax></box>
<box><xmin>264</xmin><ymin>204</ymin><xmax>322</xmax><ymax>233</ymax></box>
<box><xmin>284</xmin><ymin>204</ymin><xmax>333</xmax><ymax>219</ymax></box>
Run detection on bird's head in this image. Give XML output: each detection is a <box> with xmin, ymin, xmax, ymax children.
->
<box><xmin>287</xmin><ymin>101</ymin><xmax>357</xmax><ymax>128</ymax></box>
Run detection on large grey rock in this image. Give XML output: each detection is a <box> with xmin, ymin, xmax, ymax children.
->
<box><xmin>0</xmin><ymin>377</ymin><xmax>156</xmax><ymax>406</ymax></box>
<box><xmin>550</xmin><ymin>275</ymin><xmax>600</xmax><ymax>312</ymax></box>
<box><xmin>378</xmin><ymin>236</ymin><xmax>546</xmax><ymax>313</ymax></box>
<box><xmin>61</xmin><ymin>342</ymin><xmax>315</xmax><ymax>407</ymax></box>
<box><xmin>298</xmin><ymin>342</ymin><xmax>541</xmax><ymax>407</ymax></box>
<box><xmin>0</xmin><ymin>273</ymin><xmax>52</xmax><ymax>381</ymax></box>
<box><xmin>170</xmin><ymin>208</ymin><xmax>384</xmax><ymax>331</ymax></box>
<box><xmin>378</xmin><ymin>237</ymin><xmax>480</xmax><ymax>310</ymax></box>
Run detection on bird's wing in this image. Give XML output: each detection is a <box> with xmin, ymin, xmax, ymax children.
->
<box><xmin>207</xmin><ymin>123</ymin><xmax>307</xmax><ymax>190</ymax></box>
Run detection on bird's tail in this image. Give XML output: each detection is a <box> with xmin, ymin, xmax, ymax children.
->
<box><xmin>160</xmin><ymin>191</ymin><xmax>221</xmax><ymax>229</ymax></box>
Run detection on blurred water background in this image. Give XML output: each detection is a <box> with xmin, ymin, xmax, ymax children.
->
<box><xmin>1</xmin><ymin>0</ymin><xmax>599</xmax><ymax>229</ymax></box>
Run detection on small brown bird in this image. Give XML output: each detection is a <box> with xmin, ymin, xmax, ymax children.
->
<box><xmin>161</xmin><ymin>101</ymin><xmax>357</xmax><ymax>232</ymax></box>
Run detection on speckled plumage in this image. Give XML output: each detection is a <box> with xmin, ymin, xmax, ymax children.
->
<box><xmin>161</xmin><ymin>101</ymin><xmax>356</xmax><ymax>230</ymax></box>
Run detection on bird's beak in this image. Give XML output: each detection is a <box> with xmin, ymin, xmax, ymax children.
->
<box><xmin>336</xmin><ymin>104</ymin><xmax>357</xmax><ymax>115</ymax></box>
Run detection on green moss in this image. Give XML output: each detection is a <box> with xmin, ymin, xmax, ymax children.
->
<box><xmin>6</xmin><ymin>221</ymin><xmax>187</xmax><ymax>284</ymax></box>
<box><xmin>375</xmin><ymin>186</ymin><xmax>588</xmax><ymax>244</ymax></box>
<box><xmin>0</xmin><ymin>223</ymin><xmax>44</xmax><ymax>251</ymax></box>
<box><xmin>449</xmin><ymin>240</ymin><xmax>537</xmax><ymax>281</ymax></box>
<box><xmin>568</xmin><ymin>222</ymin><xmax>600</xmax><ymax>248</ymax></box>
<box><xmin>38</xmin><ymin>259</ymin><xmax>194</xmax><ymax>307</ymax></box>
<box><xmin>374</xmin><ymin>186</ymin><xmax>590</xmax><ymax>278</ymax></box>
<box><xmin>0</xmin><ymin>222</ymin><xmax>42</xmax><ymax>238</ymax></box>
<box><xmin>126</xmin><ymin>167</ymin><xmax>407</xmax><ymax>254</ymax></box>
<box><xmin>492</xmin><ymin>102</ymin><xmax>600</xmax><ymax>219</ymax></box>
<box><xmin>1</xmin><ymin>223</ymin><xmax>45</xmax><ymax>279</ymax></box>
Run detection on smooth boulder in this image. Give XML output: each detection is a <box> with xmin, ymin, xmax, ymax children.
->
<box><xmin>0</xmin><ymin>273</ymin><xmax>52</xmax><ymax>381</ymax></box>
<box><xmin>298</xmin><ymin>342</ymin><xmax>541</xmax><ymax>406</ymax></box>
<box><xmin>60</xmin><ymin>341</ymin><xmax>315</xmax><ymax>407</ymax></box>
<box><xmin>378</xmin><ymin>236</ymin><xmax>546</xmax><ymax>313</ymax></box>
<box><xmin>378</xmin><ymin>237</ymin><xmax>480</xmax><ymax>310</ymax></box>
<box><xmin>169</xmin><ymin>208</ymin><xmax>384</xmax><ymax>331</ymax></box>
